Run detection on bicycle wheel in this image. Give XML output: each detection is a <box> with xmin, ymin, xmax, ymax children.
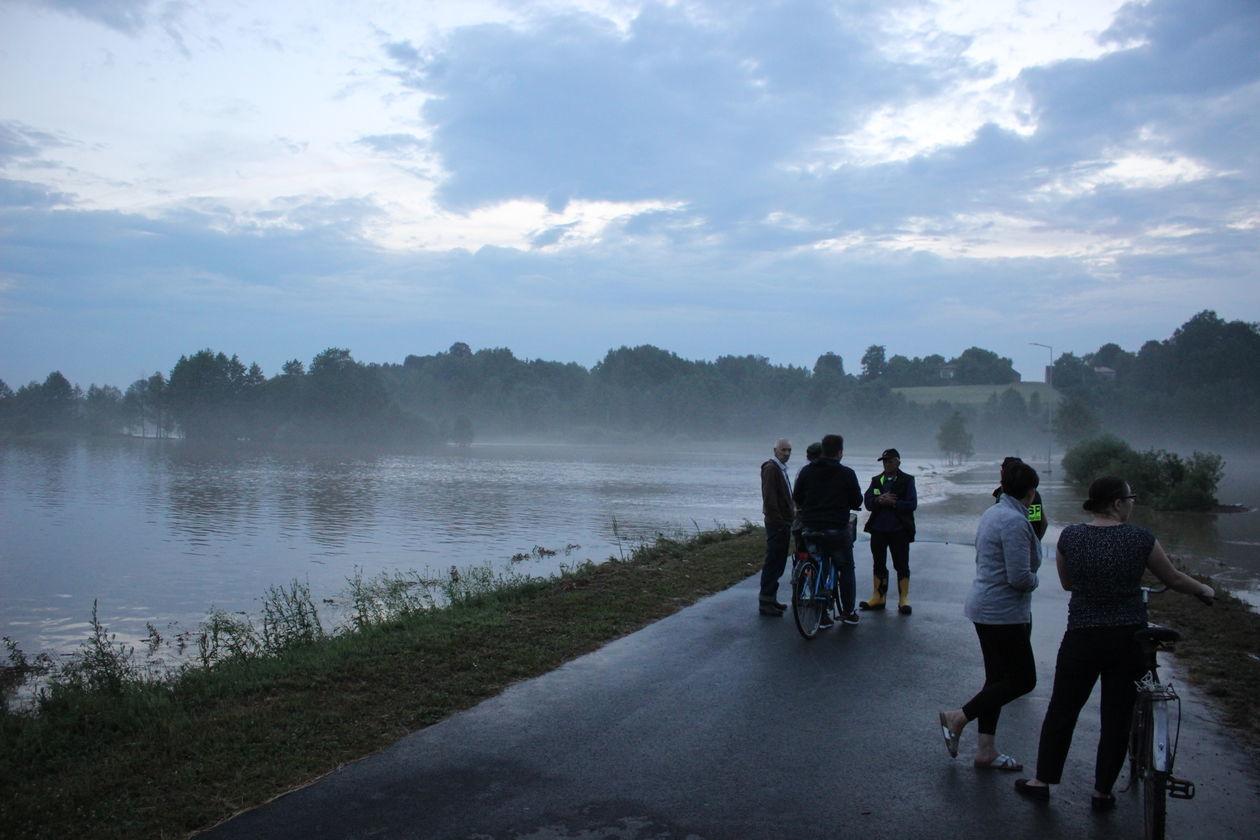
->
<box><xmin>1128</xmin><ymin>697</ymin><xmax>1148</xmax><ymax>788</ymax></box>
<box><xmin>1140</xmin><ymin>700</ymin><xmax>1168</xmax><ymax>840</ymax></box>
<box><xmin>793</xmin><ymin>559</ymin><xmax>822</xmax><ymax>639</ymax></box>
<box><xmin>1143</xmin><ymin>768</ymin><xmax>1167</xmax><ymax>840</ymax></box>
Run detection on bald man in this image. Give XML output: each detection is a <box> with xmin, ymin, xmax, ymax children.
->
<box><xmin>759</xmin><ymin>438</ymin><xmax>795</xmax><ymax>616</ymax></box>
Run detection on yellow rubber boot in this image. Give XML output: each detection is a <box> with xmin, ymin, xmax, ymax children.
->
<box><xmin>897</xmin><ymin>577</ymin><xmax>912</xmax><ymax>615</ymax></box>
<box><xmin>860</xmin><ymin>575</ymin><xmax>887</xmax><ymax>610</ymax></box>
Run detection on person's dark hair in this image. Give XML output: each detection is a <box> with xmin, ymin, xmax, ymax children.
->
<box><xmin>820</xmin><ymin>434</ymin><xmax>843</xmax><ymax>458</ymax></box>
<box><xmin>1083</xmin><ymin>476</ymin><xmax>1129</xmax><ymax>513</ymax></box>
<box><xmin>1001</xmin><ymin>461</ymin><xmax>1040</xmax><ymax>500</ymax></box>
<box><xmin>805</xmin><ymin>441</ymin><xmax>823</xmax><ymax>461</ymax></box>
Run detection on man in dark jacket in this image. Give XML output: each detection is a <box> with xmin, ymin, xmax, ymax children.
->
<box><xmin>861</xmin><ymin>448</ymin><xmax>918</xmax><ymax>615</ymax></box>
<box><xmin>993</xmin><ymin>456</ymin><xmax>1048</xmax><ymax>541</ymax></box>
<box><xmin>793</xmin><ymin>434</ymin><xmax>864</xmax><ymax>627</ymax></box>
<box><xmin>759</xmin><ymin>439</ymin><xmax>795</xmax><ymax>616</ymax></box>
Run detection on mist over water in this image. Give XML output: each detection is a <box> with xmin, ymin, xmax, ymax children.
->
<box><xmin>2</xmin><ymin>437</ymin><xmax>1256</xmax><ymax>661</ymax></box>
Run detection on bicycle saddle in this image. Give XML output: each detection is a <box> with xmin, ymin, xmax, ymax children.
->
<box><xmin>1135</xmin><ymin>624</ymin><xmax>1181</xmax><ymax>644</ymax></box>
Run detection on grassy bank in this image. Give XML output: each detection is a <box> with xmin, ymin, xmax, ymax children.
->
<box><xmin>0</xmin><ymin>526</ymin><xmax>765</xmax><ymax>840</ymax></box>
<box><xmin>1147</xmin><ymin>569</ymin><xmax>1260</xmax><ymax>755</ymax></box>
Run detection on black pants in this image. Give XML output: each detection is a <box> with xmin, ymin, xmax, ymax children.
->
<box><xmin>962</xmin><ymin>622</ymin><xmax>1036</xmax><ymax>735</ymax></box>
<box><xmin>869</xmin><ymin>530</ymin><xmax>911</xmax><ymax>579</ymax></box>
<box><xmin>1033</xmin><ymin>625</ymin><xmax>1145</xmax><ymax>793</ymax></box>
<box><xmin>759</xmin><ymin>523</ymin><xmax>791</xmax><ymax>602</ymax></box>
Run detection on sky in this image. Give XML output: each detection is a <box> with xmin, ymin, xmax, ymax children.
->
<box><xmin>2</xmin><ymin>0</ymin><xmax>1258</xmax><ymax>390</ymax></box>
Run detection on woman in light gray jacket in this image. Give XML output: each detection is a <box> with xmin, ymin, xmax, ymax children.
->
<box><xmin>938</xmin><ymin>461</ymin><xmax>1042</xmax><ymax>770</ymax></box>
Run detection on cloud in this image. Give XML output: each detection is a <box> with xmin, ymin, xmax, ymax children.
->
<box><xmin>2</xmin><ymin>0</ymin><xmax>1257</xmax><ymax>389</ymax></box>
<box><xmin>0</xmin><ymin>179</ymin><xmax>74</xmax><ymax>208</ymax></box>
<box><xmin>355</xmin><ymin>133</ymin><xmax>428</xmax><ymax>157</ymax></box>
<box><xmin>0</xmin><ymin>120</ymin><xmax>69</xmax><ymax>165</ymax></box>
<box><xmin>386</xmin><ymin>1</ymin><xmax>929</xmax><ymax>217</ymax></box>
<box><xmin>25</xmin><ymin>0</ymin><xmax>154</xmax><ymax>34</ymax></box>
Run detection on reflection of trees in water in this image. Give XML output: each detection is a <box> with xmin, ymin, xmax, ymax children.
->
<box><xmin>274</xmin><ymin>456</ymin><xmax>382</xmax><ymax>550</ymax></box>
<box><xmin>165</xmin><ymin>450</ymin><xmax>258</xmax><ymax>542</ymax></box>
<box><xmin>1134</xmin><ymin>507</ymin><xmax>1221</xmax><ymax>554</ymax></box>
<box><xmin>16</xmin><ymin>438</ymin><xmax>75</xmax><ymax>511</ymax></box>
<box><xmin>164</xmin><ymin>449</ymin><xmax>387</xmax><ymax>550</ymax></box>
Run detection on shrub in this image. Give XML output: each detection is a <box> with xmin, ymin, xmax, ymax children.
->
<box><xmin>1061</xmin><ymin>434</ymin><xmax>1135</xmax><ymax>484</ymax></box>
<box><xmin>1062</xmin><ymin>436</ymin><xmax>1224</xmax><ymax>511</ymax></box>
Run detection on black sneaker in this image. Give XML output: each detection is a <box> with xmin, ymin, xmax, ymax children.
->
<box><xmin>819</xmin><ymin>613</ymin><xmax>835</xmax><ymax>630</ymax></box>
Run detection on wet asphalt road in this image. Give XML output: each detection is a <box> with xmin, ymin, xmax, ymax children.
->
<box><xmin>196</xmin><ymin>542</ymin><xmax>1259</xmax><ymax>840</ymax></box>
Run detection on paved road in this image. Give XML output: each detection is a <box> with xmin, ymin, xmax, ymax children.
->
<box><xmin>197</xmin><ymin>542</ymin><xmax>1259</xmax><ymax>839</ymax></box>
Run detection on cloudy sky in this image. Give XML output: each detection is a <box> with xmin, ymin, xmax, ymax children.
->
<box><xmin>2</xmin><ymin>0</ymin><xmax>1258</xmax><ymax>390</ymax></box>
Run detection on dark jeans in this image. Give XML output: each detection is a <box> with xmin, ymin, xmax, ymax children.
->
<box><xmin>759</xmin><ymin>522</ymin><xmax>791</xmax><ymax>603</ymax></box>
<box><xmin>802</xmin><ymin>529</ymin><xmax>856</xmax><ymax>615</ymax></box>
<box><xmin>962</xmin><ymin>622</ymin><xmax>1036</xmax><ymax>735</ymax></box>
<box><xmin>869</xmin><ymin>529</ymin><xmax>911</xmax><ymax>579</ymax></box>
<box><xmin>1033</xmin><ymin>625</ymin><xmax>1145</xmax><ymax>793</ymax></box>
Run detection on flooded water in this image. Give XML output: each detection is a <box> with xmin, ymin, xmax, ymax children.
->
<box><xmin>2</xmin><ymin>438</ymin><xmax>1256</xmax><ymax>660</ymax></box>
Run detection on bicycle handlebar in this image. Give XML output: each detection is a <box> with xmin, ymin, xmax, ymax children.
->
<box><xmin>1142</xmin><ymin>584</ymin><xmax>1214</xmax><ymax>606</ymax></box>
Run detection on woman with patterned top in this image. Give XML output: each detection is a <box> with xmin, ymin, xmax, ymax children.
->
<box><xmin>1014</xmin><ymin>476</ymin><xmax>1215</xmax><ymax>810</ymax></box>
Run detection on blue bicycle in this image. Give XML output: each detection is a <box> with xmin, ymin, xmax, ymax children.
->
<box><xmin>791</xmin><ymin>529</ymin><xmax>840</xmax><ymax>639</ymax></box>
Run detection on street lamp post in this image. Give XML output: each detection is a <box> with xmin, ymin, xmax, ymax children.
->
<box><xmin>1030</xmin><ymin>342</ymin><xmax>1053</xmax><ymax>474</ymax></box>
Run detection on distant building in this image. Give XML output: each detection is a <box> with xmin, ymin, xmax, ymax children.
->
<box><xmin>1093</xmin><ymin>366</ymin><xmax>1116</xmax><ymax>381</ymax></box>
<box><xmin>939</xmin><ymin>364</ymin><xmax>958</xmax><ymax>380</ymax></box>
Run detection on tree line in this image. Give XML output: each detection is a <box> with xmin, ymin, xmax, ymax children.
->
<box><xmin>1</xmin><ymin>311</ymin><xmax>1256</xmax><ymax>451</ymax></box>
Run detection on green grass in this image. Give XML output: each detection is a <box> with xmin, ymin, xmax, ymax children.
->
<box><xmin>1146</xmin><ymin>572</ymin><xmax>1260</xmax><ymax>756</ymax></box>
<box><xmin>0</xmin><ymin>526</ymin><xmax>764</xmax><ymax>840</ymax></box>
<box><xmin>893</xmin><ymin>382</ymin><xmax>1059</xmax><ymax>407</ymax></box>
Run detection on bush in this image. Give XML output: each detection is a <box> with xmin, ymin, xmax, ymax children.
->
<box><xmin>1062</xmin><ymin>436</ymin><xmax>1224</xmax><ymax>511</ymax></box>
<box><xmin>1061</xmin><ymin>434</ymin><xmax>1134</xmax><ymax>484</ymax></box>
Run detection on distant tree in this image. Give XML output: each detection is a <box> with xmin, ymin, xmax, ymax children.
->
<box><xmin>885</xmin><ymin>354</ymin><xmax>913</xmax><ymax>386</ymax></box>
<box><xmin>593</xmin><ymin>345</ymin><xmax>691</xmax><ymax>389</ymax></box>
<box><xmin>936</xmin><ymin>411</ymin><xmax>974</xmax><ymax>465</ymax></box>
<box><xmin>860</xmin><ymin>345</ymin><xmax>887</xmax><ymax>380</ymax></box>
<box><xmin>1050</xmin><ymin>352</ymin><xmax>1093</xmax><ymax>392</ymax></box>
<box><xmin>304</xmin><ymin>347</ymin><xmax>389</xmax><ymax>431</ymax></box>
<box><xmin>281</xmin><ymin>359</ymin><xmax>305</xmax><ymax>377</ymax></box>
<box><xmin>167</xmin><ymin>349</ymin><xmax>250</xmax><ymax>440</ymax></box>
<box><xmin>451</xmin><ymin>415</ymin><xmax>474</xmax><ymax>447</ymax></box>
<box><xmin>448</xmin><ymin>342</ymin><xmax>472</xmax><ymax>358</ymax></box>
<box><xmin>84</xmin><ymin>384</ymin><xmax>125</xmax><ymax>436</ymax></box>
<box><xmin>813</xmin><ymin>352</ymin><xmax>845</xmax><ymax>380</ymax></box>
<box><xmin>951</xmin><ymin>347</ymin><xmax>1019</xmax><ymax>385</ymax></box>
<box><xmin>1053</xmin><ymin>394</ymin><xmax>1102</xmax><ymax>447</ymax></box>
<box><xmin>13</xmin><ymin>371</ymin><xmax>82</xmax><ymax>432</ymax></box>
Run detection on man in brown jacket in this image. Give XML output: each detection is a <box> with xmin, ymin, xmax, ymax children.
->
<box><xmin>759</xmin><ymin>438</ymin><xmax>795</xmax><ymax>615</ymax></box>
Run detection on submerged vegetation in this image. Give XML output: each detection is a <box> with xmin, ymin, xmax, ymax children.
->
<box><xmin>1062</xmin><ymin>435</ymin><xmax>1225</xmax><ymax>510</ymax></box>
<box><xmin>0</xmin><ymin>525</ymin><xmax>763</xmax><ymax>840</ymax></box>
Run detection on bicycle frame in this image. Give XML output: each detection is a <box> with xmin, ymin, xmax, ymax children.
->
<box><xmin>1128</xmin><ymin>588</ymin><xmax>1197</xmax><ymax>840</ymax></box>
<box><xmin>791</xmin><ymin>531</ymin><xmax>839</xmax><ymax>639</ymax></box>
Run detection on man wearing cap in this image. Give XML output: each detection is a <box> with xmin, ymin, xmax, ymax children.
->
<box><xmin>759</xmin><ymin>439</ymin><xmax>795</xmax><ymax>616</ymax></box>
<box><xmin>861</xmin><ymin>448</ymin><xmax>918</xmax><ymax>615</ymax></box>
